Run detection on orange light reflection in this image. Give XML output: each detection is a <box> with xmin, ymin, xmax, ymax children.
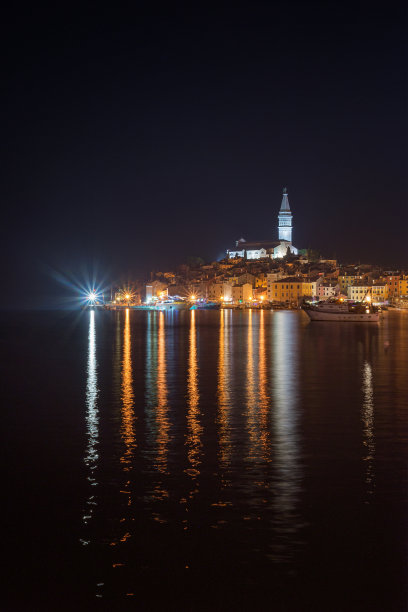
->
<box><xmin>185</xmin><ymin>310</ymin><xmax>202</xmax><ymax>482</ymax></box>
<box><xmin>156</xmin><ymin>312</ymin><xmax>169</xmax><ymax>473</ymax></box>
<box><xmin>217</xmin><ymin>309</ymin><xmax>232</xmax><ymax>470</ymax></box>
<box><xmin>120</xmin><ymin>309</ymin><xmax>136</xmax><ymax>472</ymax></box>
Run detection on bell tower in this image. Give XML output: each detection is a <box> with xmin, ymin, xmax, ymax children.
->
<box><xmin>278</xmin><ymin>187</ymin><xmax>293</xmax><ymax>242</ymax></box>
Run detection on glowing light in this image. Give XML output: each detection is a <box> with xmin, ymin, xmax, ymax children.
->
<box><xmin>88</xmin><ymin>291</ymin><xmax>97</xmax><ymax>302</ymax></box>
<box><xmin>125</xmin><ymin>294</ymin><xmax>130</xmax><ymax>300</ymax></box>
<box><xmin>190</xmin><ymin>295</ymin><xmax>196</xmax><ymax>301</ymax></box>
<box><xmin>260</xmin><ymin>295</ymin><xmax>264</xmax><ymax>301</ymax></box>
<box><xmin>365</xmin><ymin>294</ymin><xmax>371</xmax><ymax>303</ymax></box>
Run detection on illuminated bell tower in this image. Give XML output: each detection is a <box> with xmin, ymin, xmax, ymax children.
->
<box><xmin>278</xmin><ymin>187</ymin><xmax>293</xmax><ymax>242</ymax></box>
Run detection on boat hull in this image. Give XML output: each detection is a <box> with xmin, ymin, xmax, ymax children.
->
<box><xmin>304</xmin><ymin>309</ymin><xmax>379</xmax><ymax>322</ymax></box>
<box><xmin>155</xmin><ymin>302</ymin><xmax>189</xmax><ymax>311</ymax></box>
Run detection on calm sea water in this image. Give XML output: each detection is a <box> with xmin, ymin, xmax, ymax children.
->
<box><xmin>2</xmin><ymin>309</ymin><xmax>407</xmax><ymax>611</ymax></box>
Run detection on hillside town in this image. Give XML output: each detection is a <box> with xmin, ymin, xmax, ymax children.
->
<box><xmin>107</xmin><ymin>254</ymin><xmax>408</xmax><ymax>310</ymax></box>
<box><xmin>101</xmin><ymin>189</ymin><xmax>407</xmax><ymax>310</ymax></box>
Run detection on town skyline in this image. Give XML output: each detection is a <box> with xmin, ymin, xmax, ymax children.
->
<box><xmin>3</xmin><ymin>3</ymin><xmax>407</xmax><ymax>309</ymax></box>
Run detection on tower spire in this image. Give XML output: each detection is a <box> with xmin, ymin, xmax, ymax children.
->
<box><xmin>278</xmin><ymin>187</ymin><xmax>293</xmax><ymax>242</ymax></box>
<box><xmin>280</xmin><ymin>187</ymin><xmax>291</xmax><ymax>212</ymax></box>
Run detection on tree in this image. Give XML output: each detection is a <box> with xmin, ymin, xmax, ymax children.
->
<box><xmin>186</xmin><ymin>256</ymin><xmax>205</xmax><ymax>268</ymax></box>
<box><xmin>307</xmin><ymin>248</ymin><xmax>320</xmax><ymax>262</ymax></box>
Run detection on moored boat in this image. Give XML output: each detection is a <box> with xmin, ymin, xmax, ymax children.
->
<box><xmin>155</xmin><ymin>300</ymin><xmax>189</xmax><ymax>311</ymax></box>
<box><xmin>191</xmin><ymin>302</ymin><xmax>220</xmax><ymax>310</ymax></box>
<box><xmin>303</xmin><ymin>299</ymin><xmax>379</xmax><ymax>322</ymax></box>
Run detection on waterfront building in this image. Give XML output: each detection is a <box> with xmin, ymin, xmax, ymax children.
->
<box><xmin>268</xmin><ymin>277</ymin><xmax>304</xmax><ymax>304</ymax></box>
<box><xmin>347</xmin><ymin>283</ymin><xmax>388</xmax><ymax>303</ymax></box>
<box><xmin>231</xmin><ymin>283</ymin><xmax>253</xmax><ymax>303</ymax></box>
<box><xmin>317</xmin><ymin>281</ymin><xmax>341</xmax><ymax>300</ymax></box>
<box><xmin>146</xmin><ymin>281</ymin><xmax>168</xmax><ymax>301</ymax></box>
<box><xmin>372</xmin><ymin>284</ymin><xmax>389</xmax><ymax>302</ymax></box>
<box><xmin>399</xmin><ymin>277</ymin><xmax>408</xmax><ymax>297</ymax></box>
<box><xmin>227</xmin><ymin>188</ymin><xmax>299</xmax><ymax>260</ymax></box>
<box><xmin>301</xmin><ymin>276</ymin><xmax>323</xmax><ymax>299</ymax></box>
<box><xmin>208</xmin><ymin>282</ymin><xmax>232</xmax><ymax>301</ymax></box>
<box><xmin>385</xmin><ymin>275</ymin><xmax>401</xmax><ymax>299</ymax></box>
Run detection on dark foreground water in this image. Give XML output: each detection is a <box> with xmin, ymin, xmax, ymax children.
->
<box><xmin>2</xmin><ymin>309</ymin><xmax>407</xmax><ymax>611</ymax></box>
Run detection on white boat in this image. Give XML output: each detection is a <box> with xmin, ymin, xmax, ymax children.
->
<box><xmin>155</xmin><ymin>300</ymin><xmax>189</xmax><ymax>311</ymax></box>
<box><xmin>303</xmin><ymin>299</ymin><xmax>379</xmax><ymax>322</ymax></box>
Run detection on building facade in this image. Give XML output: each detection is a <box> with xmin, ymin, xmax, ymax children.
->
<box><xmin>231</xmin><ymin>283</ymin><xmax>253</xmax><ymax>303</ymax></box>
<box><xmin>208</xmin><ymin>282</ymin><xmax>232</xmax><ymax>301</ymax></box>
<box><xmin>399</xmin><ymin>277</ymin><xmax>408</xmax><ymax>297</ymax></box>
<box><xmin>338</xmin><ymin>275</ymin><xmax>363</xmax><ymax>292</ymax></box>
<box><xmin>385</xmin><ymin>275</ymin><xmax>401</xmax><ymax>299</ymax></box>
<box><xmin>268</xmin><ymin>277</ymin><xmax>304</xmax><ymax>304</ymax></box>
<box><xmin>347</xmin><ymin>284</ymin><xmax>388</xmax><ymax>303</ymax></box>
<box><xmin>317</xmin><ymin>281</ymin><xmax>340</xmax><ymax>299</ymax></box>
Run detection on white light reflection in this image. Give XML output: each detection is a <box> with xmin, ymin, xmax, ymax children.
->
<box><xmin>270</xmin><ymin>313</ymin><xmax>302</xmax><ymax>562</ymax></box>
<box><xmin>362</xmin><ymin>360</ymin><xmax>375</xmax><ymax>500</ymax></box>
<box><xmin>81</xmin><ymin>310</ymin><xmax>99</xmax><ymax>540</ymax></box>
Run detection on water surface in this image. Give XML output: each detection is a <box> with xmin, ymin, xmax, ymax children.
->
<box><xmin>2</xmin><ymin>309</ymin><xmax>407</xmax><ymax>610</ymax></box>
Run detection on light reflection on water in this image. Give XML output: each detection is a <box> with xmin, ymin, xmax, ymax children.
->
<box><xmin>245</xmin><ymin>309</ymin><xmax>260</xmax><ymax>461</ymax></box>
<box><xmin>76</xmin><ymin>309</ymin><xmax>408</xmax><ymax>605</ymax></box>
<box><xmin>144</xmin><ymin>312</ymin><xmax>170</xmax><ymax>506</ymax></box>
<box><xmin>259</xmin><ymin>310</ymin><xmax>271</xmax><ymax>459</ymax></box>
<box><xmin>81</xmin><ymin>310</ymin><xmax>99</xmax><ymax>542</ymax></box>
<box><xmin>156</xmin><ymin>311</ymin><xmax>170</xmax><ymax>475</ymax></box>
<box><xmin>362</xmin><ymin>360</ymin><xmax>375</xmax><ymax>500</ymax></box>
<box><xmin>120</xmin><ymin>309</ymin><xmax>136</xmax><ymax>472</ymax></box>
<box><xmin>217</xmin><ymin>309</ymin><xmax>233</xmax><ymax>472</ymax></box>
<box><xmin>185</xmin><ymin>309</ymin><xmax>202</xmax><ymax>482</ymax></box>
<box><xmin>271</xmin><ymin>313</ymin><xmax>302</xmax><ymax>561</ymax></box>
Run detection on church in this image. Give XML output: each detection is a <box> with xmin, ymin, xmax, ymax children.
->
<box><xmin>227</xmin><ymin>188</ymin><xmax>299</xmax><ymax>260</ymax></box>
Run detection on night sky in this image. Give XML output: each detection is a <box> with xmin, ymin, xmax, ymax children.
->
<box><xmin>2</xmin><ymin>2</ymin><xmax>407</xmax><ymax>307</ymax></box>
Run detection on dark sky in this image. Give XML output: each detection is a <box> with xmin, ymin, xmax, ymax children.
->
<box><xmin>2</xmin><ymin>1</ymin><xmax>407</xmax><ymax>306</ymax></box>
